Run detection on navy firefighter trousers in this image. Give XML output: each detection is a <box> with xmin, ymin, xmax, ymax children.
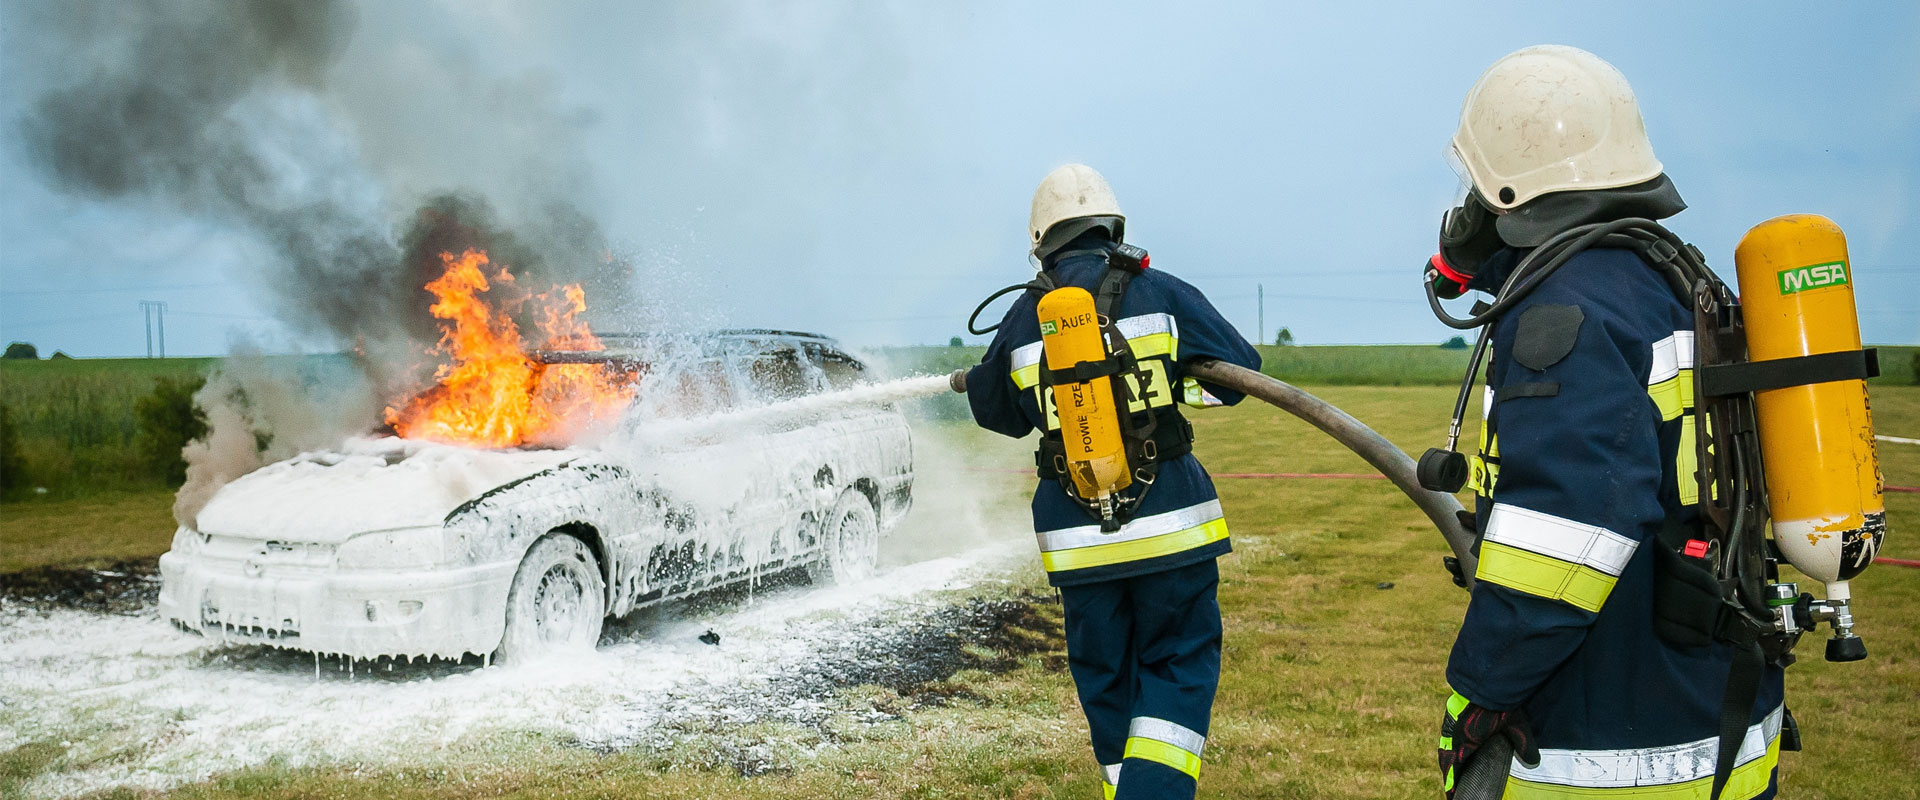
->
<box><xmin>1062</xmin><ymin>557</ymin><xmax>1222</xmax><ymax>800</ymax></box>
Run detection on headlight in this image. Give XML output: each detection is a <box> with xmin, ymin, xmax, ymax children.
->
<box><xmin>169</xmin><ymin>526</ymin><xmax>204</xmax><ymax>556</ymax></box>
<box><xmin>334</xmin><ymin>526</ymin><xmax>452</xmax><ymax>571</ymax></box>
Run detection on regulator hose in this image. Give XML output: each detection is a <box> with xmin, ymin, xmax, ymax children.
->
<box><xmin>1183</xmin><ymin>360</ymin><xmax>1480</xmax><ymax>588</ymax></box>
<box><xmin>967</xmin><ymin>279</ymin><xmax>1051</xmax><ymax>336</ymax></box>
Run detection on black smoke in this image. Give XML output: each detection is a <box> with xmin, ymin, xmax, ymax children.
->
<box><xmin>10</xmin><ymin>0</ymin><xmax>627</xmax><ymax>357</ymax></box>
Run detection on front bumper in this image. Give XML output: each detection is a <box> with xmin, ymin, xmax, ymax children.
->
<box><xmin>157</xmin><ymin>548</ymin><xmax>518</xmax><ymax>659</ymax></box>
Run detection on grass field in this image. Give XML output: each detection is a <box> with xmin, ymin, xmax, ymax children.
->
<box><xmin>3</xmin><ymin>380</ymin><xmax>1915</xmax><ymax>799</ymax></box>
<box><xmin>3</xmin><ymin>344</ymin><xmax>1913</xmax><ymax>499</ymax></box>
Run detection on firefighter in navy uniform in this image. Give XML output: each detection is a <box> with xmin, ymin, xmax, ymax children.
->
<box><xmin>1428</xmin><ymin>47</ymin><xmax>1788</xmax><ymax>798</ymax></box>
<box><xmin>963</xmin><ymin>164</ymin><xmax>1260</xmax><ymax>800</ymax></box>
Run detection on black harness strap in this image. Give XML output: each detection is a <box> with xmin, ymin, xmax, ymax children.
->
<box><xmin>1699</xmin><ymin>348</ymin><xmax>1878</xmax><ymax>398</ymax></box>
<box><xmin>1712</xmin><ymin>623</ymin><xmax>1767</xmax><ymax>800</ymax></box>
<box><xmin>1033</xmin><ymin>252</ymin><xmax>1190</xmax><ymax>530</ymax></box>
<box><xmin>1043</xmin><ymin>358</ymin><xmax>1123</xmax><ymax>385</ymax></box>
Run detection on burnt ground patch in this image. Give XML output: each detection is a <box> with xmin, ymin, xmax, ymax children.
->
<box><xmin>781</xmin><ymin>592</ymin><xmax>1066</xmax><ymax>708</ymax></box>
<box><xmin>577</xmin><ymin>589</ymin><xmax>1068</xmax><ymax>775</ymax></box>
<box><xmin>0</xmin><ymin>557</ymin><xmax>159</xmax><ymax>614</ymax></box>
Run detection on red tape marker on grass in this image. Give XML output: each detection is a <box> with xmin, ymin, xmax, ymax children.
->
<box><xmin>971</xmin><ymin>467</ymin><xmax>1919</xmax><ymax>493</ymax></box>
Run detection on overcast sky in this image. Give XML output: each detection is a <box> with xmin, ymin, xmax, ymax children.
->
<box><xmin>2</xmin><ymin>1</ymin><xmax>1915</xmax><ymax>357</ymax></box>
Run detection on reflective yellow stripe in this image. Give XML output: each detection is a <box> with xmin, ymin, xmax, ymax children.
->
<box><xmin>1102</xmin><ymin>781</ymin><xmax>1117</xmax><ymax>800</ymax></box>
<box><xmin>1123</xmin><ymin>737</ymin><xmax>1202</xmax><ymax>779</ymax></box>
<box><xmin>1475</xmin><ymin>541</ymin><xmax>1617</xmax><ymax>612</ymax></box>
<box><xmin>1040</xmin><ymin>518</ymin><xmax>1229</xmax><ymax>572</ymax></box>
<box><xmin>1649</xmin><ymin>376</ymin><xmax>1683</xmax><ymax>421</ymax></box>
<box><xmin>1677</xmin><ymin>414</ymin><xmax>1699</xmax><ymax>506</ymax></box>
<box><xmin>1128</xmin><ymin>331</ymin><xmax>1175</xmax><ymax>361</ymax></box>
<box><xmin>1180</xmin><ymin>376</ymin><xmax>1223</xmax><ymax>408</ymax></box>
<box><xmin>1506</xmin><ymin>738</ymin><xmax>1779</xmax><ymax>799</ymax></box>
<box><xmin>1012</xmin><ymin>363</ymin><xmax>1040</xmax><ymax>390</ymax></box>
<box><xmin>1468</xmin><ymin>454</ymin><xmax>1500</xmax><ymax>499</ymax></box>
<box><xmin>1648</xmin><ymin>368</ymin><xmax>1694</xmax><ymax>422</ymax></box>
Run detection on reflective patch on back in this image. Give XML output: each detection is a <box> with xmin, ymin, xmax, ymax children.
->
<box><xmin>1512</xmin><ymin>304</ymin><xmax>1585</xmax><ymax>371</ymax></box>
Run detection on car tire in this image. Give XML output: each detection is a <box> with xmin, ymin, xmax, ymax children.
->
<box><xmin>808</xmin><ymin>489</ymin><xmax>879</xmax><ymax>585</ymax></box>
<box><xmin>497</xmin><ymin>533</ymin><xmax>606</xmax><ymax>665</ymax></box>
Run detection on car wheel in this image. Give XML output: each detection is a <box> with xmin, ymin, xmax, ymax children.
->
<box><xmin>809</xmin><ymin>489</ymin><xmax>879</xmax><ymax>585</ymax></box>
<box><xmin>497</xmin><ymin>533</ymin><xmax>605</xmax><ymax>664</ymax></box>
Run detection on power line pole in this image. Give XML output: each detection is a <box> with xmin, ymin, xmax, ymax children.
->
<box><xmin>140</xmin><ymin>300</ymin><xmax>167</xmax><ymax>358</ymax></box>
<box><xmin>1258</xmin><ymin>283</ymin><xmax>1264</xmax><ymax>346</ymax></box>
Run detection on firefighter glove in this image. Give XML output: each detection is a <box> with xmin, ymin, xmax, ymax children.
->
<box><xmin>1439</xmin><ymin>691</ymin><xmax>1540</xmax><ymax>799</ymax></box>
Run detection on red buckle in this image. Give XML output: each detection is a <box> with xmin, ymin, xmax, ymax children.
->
<box><xmin>1429</xmin><ymin>253</ymin><xmax>1472</xmax><ymax>286</ymax></box>
<box><xmin>1683</xmin><ymin>540</ymin><xmax>1710</xmax><ymax>559</ymax></box>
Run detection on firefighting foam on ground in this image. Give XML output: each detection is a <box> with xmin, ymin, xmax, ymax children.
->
<box><xmin>1</xmin><ymin>252</ymin><xmax>1013</xmax><ymax>796</ymax></box>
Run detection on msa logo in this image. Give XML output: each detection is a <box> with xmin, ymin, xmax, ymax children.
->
<box><xmin>1778</xmin><ymin>261</ymin><xmax>1849</xmax><ymax>295</ymax></box>
<box><xmin>1040</xmin><ymin>320</ymin><xmax>1059</xmax><ymax>336</ymax></box>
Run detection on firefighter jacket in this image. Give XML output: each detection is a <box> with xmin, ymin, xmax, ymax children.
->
<box><xmin>1448</xmin><ymin>246</ymin><xmax>1787</xmax><ymax>799</ymax></box>
<box><xmin>966</xmin><ymin>244</ymin><xmax>1261</xmax><ymax>587</ymax></box>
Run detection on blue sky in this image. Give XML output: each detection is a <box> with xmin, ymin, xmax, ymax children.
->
<box><xmin>2</xmin><ymin>1</ymin><xmax>1915</xmax><ymax>357</ymax></box>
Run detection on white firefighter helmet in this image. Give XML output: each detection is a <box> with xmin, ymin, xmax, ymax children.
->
<box><xmin>1452</xmin><ymin>45</ymin><xmax>1664</xmax><ymax>211</ymax></box>
<box><xmin>1029</xmin><ymin>164</ymin><xmax>1124</xmax><ymax>258</ymax></box>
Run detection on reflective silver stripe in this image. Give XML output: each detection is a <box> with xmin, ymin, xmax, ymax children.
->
<box><xmin>1010</xmin><ymin>313</ymin><xmax>1176</xmax><ymax>372</ymax></box>
<box><xmin>1482</xmin><ymin>384</ymin><xmax>1495</xmax><ymax>419</ymax></box>
<box><xmin>1647</xmin><ymin>331</ymin><xmax>1696</xmax><ymax>386</ymax></box>
<box><xmin>1128</xmin><ymin>716</ymin><xmax>1206</xmax><ymax>757</ymax></box>
<box><xmin>1114</xmin><ymin>312</ymin><xmax>1177</xmax><ymax>341</ymax></box>
<box><xmin>1102</xmin><ymin>764</ymin><xmax>1122</xmax><ymax>785</ymax></box>
<box><xmin>1036</xmin><ymin>500</ymin><xmax>1225</xmax><ymax>553</ymax></box>
<box><xmin>1486</xmin><ymin>503</ymin><xmax>1638</xmax><ymax>576</ymax></box>
<box><xmin>1011</xmin><ymin>342</ymin><xmax>1044</xmax><ymax>372</ymax></box>
<box><xmin>1512</xmin><ymin>705</ymin><xmax>1782</xmax><ymax>788</ymax></box>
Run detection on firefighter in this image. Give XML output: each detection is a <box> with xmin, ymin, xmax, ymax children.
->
<box><xmin>1427</xmin><ymin>46</ymin><xmax>1788</xmax><ymax>798</ymax></box>
<box><xmin>962</xmin><ymin>164</ymin><xmax>1260</xmax><ymax>800</ymax></box>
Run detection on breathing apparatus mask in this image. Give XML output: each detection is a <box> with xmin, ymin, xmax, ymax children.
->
<box><xmin>1427</xmin><ymin>152</ymin><xmax>1509</xmax><ymax>300</ymax></box>
<box><xmin>1417</xmin><ymin>176</ymin><xmax>1692</xmax><ymax>495</ymax></box>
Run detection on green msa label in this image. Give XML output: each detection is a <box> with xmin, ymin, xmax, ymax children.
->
<box><xmin>1777</xmin><ymin>261</ymin><xmax>1849</xmax><ymax>295</ymax></box>
<box><xmin>1040</xmin><ymin>320</ymin><xmax>1059</xmax><ymax>336</ymax></box>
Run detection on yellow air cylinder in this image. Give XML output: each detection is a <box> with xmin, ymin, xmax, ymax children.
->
<box><xmin>1037</xmin><ymin>286</ymin><xmax>1132</xmax><ymax>505</ymax></box>
<box><xmin>1734</xmin><ymin>214</ymin><xmax>1886</xmax><ymax>604</ymax></box>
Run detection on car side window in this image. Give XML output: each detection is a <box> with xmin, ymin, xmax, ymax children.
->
<box><xmin>815</xmin><ymin>352</ymin><xmax>866</xmax><ymax>391</ymax></box>
<box><xmin>665</xmin><ymin>358</ymin><xmax>737</xmax><ymax>413</ymax></box>
<box><xmin>745</xmin><ymin>350</ymin><xmax>814</xmax><ymax>400</ymax></box>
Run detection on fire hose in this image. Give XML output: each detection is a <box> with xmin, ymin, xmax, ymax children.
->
<box><xmin>1183</xmin><ymin>368</ymin><xmax>1519</xmax><ymax>797</ymax></box>
<box><xmin>950</xmin><ymin>360</ymin><xmax>1505</xmax><ymax>790</ymax></box>
<box><xmin>948</xmin><ymin>360</ymin><xmax>1481</xmax><ymax>589</ymax></box>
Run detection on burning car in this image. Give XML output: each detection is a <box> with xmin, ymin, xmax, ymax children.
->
<box><xmin>157</xmin><ymin>329</ymin><xmax>914</xmax><ymax>662</ymax></box>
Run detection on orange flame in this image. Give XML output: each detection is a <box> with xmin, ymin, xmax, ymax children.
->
<box><xmin>384</xmin><ymin>249</ymin><xmax>635</xmax><ymax>448</ymax></box>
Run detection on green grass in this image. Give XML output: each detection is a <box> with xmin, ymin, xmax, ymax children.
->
<box><xmin>1251</xmin><ymin>345</ymin><xmax>1469</xmax><ymax>386</ymax></box>
<box><xmin>0</xmin><ymin>487</ymin><xmax>180</xmax><ymax>572</ymax></box>
<box><xmin>5</xmin><ymin>386</ymin><xmax>1915</xmax><ymax>798</ymax></box>
<box><xmin>0</xmin><ymin>355</ymin><xmax>375</xmax><ymax>499</ymax></box>
<box><xmin>0</xmin><ymin>358</ymin><xmax>215</xmax><ymax>496</ymax></box>
<box><xmin>869</xmin><ymin>344</ymin><xmax>1919</xmax><ymax>388</ymax></box>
